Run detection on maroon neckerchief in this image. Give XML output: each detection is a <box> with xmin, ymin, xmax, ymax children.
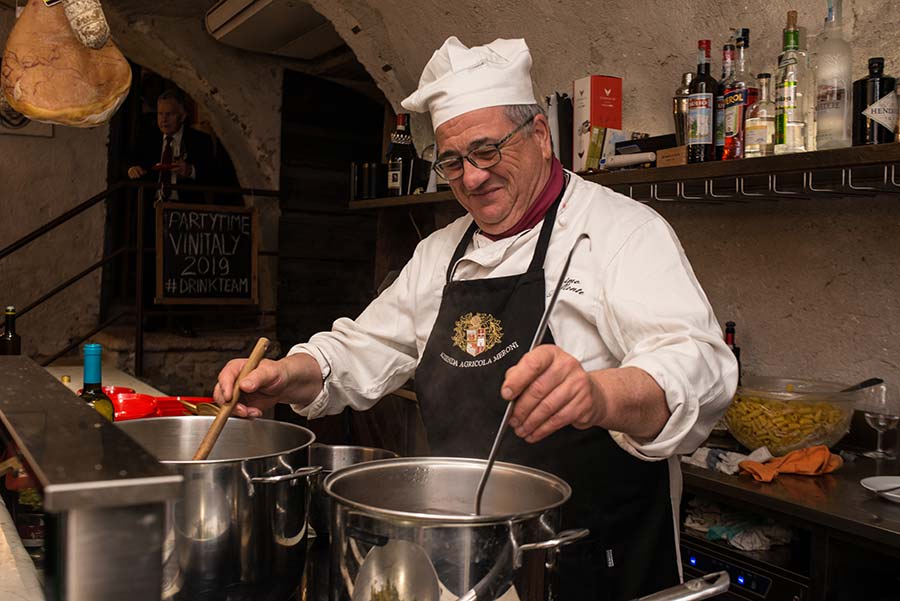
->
<box><xmin>481</xmin><ymin>158</ymin><xmax>564</xmax><ymax>241</ymax></box>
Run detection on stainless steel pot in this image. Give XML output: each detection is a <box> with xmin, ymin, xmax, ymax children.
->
<box><xmin>308</xmin><ymin>443</ymin><xmax>398</xmax><ymax>537</ymax></box>
<box><xmin>324</xmin><ymin>457</ymin><xmax>589</xmax><ymax>601</ymax></box>
<box><xmin>117</xmin><ymin>416</ymin><xmax>320</xmax><ymax>600</ymax></box>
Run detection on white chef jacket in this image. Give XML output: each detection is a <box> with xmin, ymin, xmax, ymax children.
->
<box><xmin>289</xmin><ymin>171</ymin><xmax>738</xmax><ymax>461</ymax></box>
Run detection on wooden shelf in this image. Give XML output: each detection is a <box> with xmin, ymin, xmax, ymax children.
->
<box><xmin>349</xmin><ymin>143</ymin><xmax>900</xmax><ymax>209</ymax></box>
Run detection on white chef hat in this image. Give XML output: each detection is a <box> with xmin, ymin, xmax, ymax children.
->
<box><xmin>401</xmin><ymin>36</ymin><xmax>537</xmax><ymax>130</ymax></box>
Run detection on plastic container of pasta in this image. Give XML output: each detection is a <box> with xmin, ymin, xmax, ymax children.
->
<box><xmin>724</xmin><ymin>376</ymin><xmax>855</xmax><ymax>456</ymax></box>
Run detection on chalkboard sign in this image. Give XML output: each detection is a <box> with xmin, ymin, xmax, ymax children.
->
<box><xmin>156</xmin><ymin>203</ymin><xmax>258</xmax><ymax>305</ymax></box>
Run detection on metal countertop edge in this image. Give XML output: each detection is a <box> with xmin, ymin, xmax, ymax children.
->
<box><xmin>42</xmin><ymin>474</ymin><xmax>184</xmax><ymax>512</ymax></box>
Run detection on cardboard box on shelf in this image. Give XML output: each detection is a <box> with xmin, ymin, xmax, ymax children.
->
<box><xmin>656</xmin><ymin>146</ymin><xmax>688</xmax><ymax>168</ymax></box>
<box><xmin>573</xmin><ymin>75</ymin><xmax>622</xmax><ymax>172</ymax></box>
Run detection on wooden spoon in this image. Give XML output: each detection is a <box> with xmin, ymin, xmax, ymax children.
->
<box><xmin>192</xmin><ymin>337</ymin><xmax>269</xmax><ymax>460</ymax></box>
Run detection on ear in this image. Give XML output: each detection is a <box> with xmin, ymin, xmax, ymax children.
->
<box><xmin>532</xmin><ymin>114</ymin><xmax>553</xmax><ymax>161</ymax></box>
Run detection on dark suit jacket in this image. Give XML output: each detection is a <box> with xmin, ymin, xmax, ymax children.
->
<box><xmin>129</xmin><ymin>126</ymin><xmax>215</xmax><ymax>204</ymax></box>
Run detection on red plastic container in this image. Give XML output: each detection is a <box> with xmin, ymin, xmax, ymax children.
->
<box><xmin>111</xmin><ymin>393</ymin><xmax>158</xmax><ymax>421</ymax></box>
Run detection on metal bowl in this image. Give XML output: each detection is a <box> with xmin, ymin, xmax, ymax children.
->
<box><xmin>308</xmin><ymin>443</ymin><xmax>398</xmax><ymax>536</ymax></box>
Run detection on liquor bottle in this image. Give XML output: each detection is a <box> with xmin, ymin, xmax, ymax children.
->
<box><xmin>745</xmin><ymin>73</ymin><xmax>777</xmax><ymax>157</ymax></box>
<box><xmin>386</xmin><ymin>113</ymin><xmax>416</xmax><ymax>196</ymax></box>
<box><xmin>715</xmin><ymin>41</ymin><xmax>736</xmax><ymax>159</ymax></box>
<box><xmin>80</xmin><ymin>343</ymin><xmax>114</xmax><ymax>422</ymax></box>
<box><xmin>814</xmin><ymin>0</ymin><xmax>852</xmax><ymax>149</ymax></box>
<box><xmin>687</xmin><ymin>40</ymin><xmax>718</xmax><ymax>164</ymax></box>
<box><xmin>1</xmin><ymin>306</ymin><xmax>21</xmax><ymax>355</ymax></box>
<box><xmin>775</xmin><ymin>11</ymin><xmax>809</xmax><ymax>155</ymax></box>
<box><xmin>725</xmin><ymin>321</ymin><xmax>742</xmax><ymax>385</ymax></box>
<box><xmin>723</xmin><ymin>32</ymin><xmax>759</xmax><ymax>160</ymax></box>
<box><xmin>673</xmin><ymin>72</ymin><xmax>694</xmax><ymax>146</ymax></box>
<box><xmin>852</xmin><ymin>58</ymin><xmax>897</xmax><ymax>146</ymax></box>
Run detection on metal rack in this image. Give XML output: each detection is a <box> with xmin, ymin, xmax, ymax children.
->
<box><xmin>348</xmin><ymin>143</ymin><xmax>900</xmax><ymax>209</ymax></box>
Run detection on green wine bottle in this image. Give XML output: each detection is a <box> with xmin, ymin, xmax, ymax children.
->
<box><xmin>1</xmin><ymin>306</ymin><xmax>21</xmax><ymax>355</ymax></box>
<box><xmin>80</xmin><ymin>343</ymin><xmax>114</xmax><ymax>422</ymax></box>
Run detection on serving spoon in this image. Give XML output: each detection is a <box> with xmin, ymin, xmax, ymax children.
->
<box><xmin>474</xmin><ymin>234</ymin><xmax>590</xmax><ymax>515</ymax></box>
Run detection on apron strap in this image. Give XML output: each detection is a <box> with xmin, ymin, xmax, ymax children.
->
<box><xmin>445</xmin><ymin>178</ymin><xmax>568</xmax><ymax>284</ymax></box>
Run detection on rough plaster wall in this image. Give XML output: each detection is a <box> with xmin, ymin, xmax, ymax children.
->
<box><xmin>315</xmin><ymin>0</ymin><xmax>900</xmax><ymax>385</ymax></box>
<box><xmin>316</xmin><ymin>0</ymin><xmax>900</xmax><ymax>143</ymax></box>
<box><xmin>0</xmin><ymin>11</ymin><xmax>108</xmax><ymax>359</ymax></box>
<box><xmin>657</xmin><ymin>197</ymin><xmax>900</xmax><ymax>385</ymax></box>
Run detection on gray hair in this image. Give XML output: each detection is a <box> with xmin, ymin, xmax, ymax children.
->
<box><xmin>157</xmin><ymin>89</ymin><xmax>187</xmax><ymax>111</ymax></box>
<box><xmin>504</xmin><ymin>104</ymin><xmax>546</xmax><ymax>132</ymax></box>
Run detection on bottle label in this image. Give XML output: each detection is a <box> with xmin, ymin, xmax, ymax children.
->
<box><xmin>688</xmin><ymin>93</ymin><xmax>714</xmax><ymax>145</ymax></box>
<box><xmin>745</xmin><ymin>120</ymin><xmax>772</xmax><ymax>146</ymax></box>
<box><xmin>863</xmin><ymin>92</ymin><xmax>898</xmax><ymax>131</ymax></box>
<box><xmin>724</xmin><ymin>89</ymin><xmax>747</xmax><ymax>138</ymax></box>
<box><xmin>387</xmin><ymin>162</ymin><xmax>402</xmax><ymax>191</ymax></box>
<box><xmin>715</xmin><ymin>95</ymin><xmax>725</xmax><ymax>147</ymax></box>
<box><xmin>775</xmin><ymin>81</ymin><xmax>798</xmax><ymax>142</ymax></box>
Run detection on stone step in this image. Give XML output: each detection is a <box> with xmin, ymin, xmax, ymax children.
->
<box><xmin>89</xmin><ymin>325</ymin><xmax>282</xmax><ymax>396</ymax></box>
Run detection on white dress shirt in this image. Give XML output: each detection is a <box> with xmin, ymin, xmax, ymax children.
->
<box><xmin>159</xmin><ymin>128</ymin><xmax>195</xmax><ymax>200</ymax></box>
<box><xmin>289</xmin><ymin>171</ymin><xmax>738</xmax><ymax>461</ymax></box>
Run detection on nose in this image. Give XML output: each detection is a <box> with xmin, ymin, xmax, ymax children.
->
<box><xmin>460</xmin><ymin>160</ymin><xmax>491</xmax><ymax>192</ymax></box>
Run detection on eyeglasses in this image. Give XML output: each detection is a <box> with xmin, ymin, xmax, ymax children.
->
<box><xmin>432</xmin><ymin>115</ymin><xmax>536</xmax><ymax>181</ymax></box>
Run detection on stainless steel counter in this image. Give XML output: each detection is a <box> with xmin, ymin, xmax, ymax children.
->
<box><xmin>682</xmin><ymin>457</ymin><xmax>900</xmax><ymax>550</ymax></box>
<box><xmin>0</xmin><ymin>356</ymin><xmax>182</xmax><ymax>601</ymax></box>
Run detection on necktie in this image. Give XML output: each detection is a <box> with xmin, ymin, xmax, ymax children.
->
<box><xmin>159</xmin><ymin>135</ymin><xmax>174</xmax><ymax>200</ymax></box>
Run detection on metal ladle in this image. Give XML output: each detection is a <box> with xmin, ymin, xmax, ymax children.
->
<box><xmin>474</xmin><ymin>233</ymin><xmax>590</xmax><ymax>515</ymax></box>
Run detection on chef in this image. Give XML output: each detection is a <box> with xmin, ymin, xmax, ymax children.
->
<box><xmin>215</xmin><ymin>37</ymin><xmax>738</xmax><ymax>600</ymax></box>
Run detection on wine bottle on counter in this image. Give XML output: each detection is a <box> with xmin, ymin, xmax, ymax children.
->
<box><xmin>80</xmin><ymin>343</ymin><xmax>114</xmax><ymax>422</ymax></box>
<box><xmin>386</xmin><ymin>113</ymin><xmax>416</xmax><ymax>196</ymax></box>
<box><xmin>715</xmin><ymin>40</ymin><xmax>736</xmax><ymax>160</ymax></box>
<box><xmin>687</xmin><ymin>40</ymin><xmax>718</xmax><ymax>164</ymax></box>
<box><xmin>852</xmin><ymin>58</ymin><xmax>897</xmax><ymax>146</ymax></box>
<box><xmin>725</xmin><ymin>321</ymin><xmax>742</xmax><ymax>385</ymax></box>
<box><xmin>814</xmin><ymin>0</ymin><xmax>853</xmax><ymax>149</ymax></box>
<box><xmin>745</xmin><ymin>73</ymin><xmax>776</xmax><ymax>157</ymax></box>
<box><xmin>1</xmin><ymin>306</ymin><xmax>21</xmax><ymax>355</ymax></box>
<box><xmin>775</xmin><ymin>10</ymin><xmax>809</xmax><ymax>155</ymax></box>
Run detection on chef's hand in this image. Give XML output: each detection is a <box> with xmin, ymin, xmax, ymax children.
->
<box><xmin>213</xmin><ymin>353</ymin><xmax>324</xmax><ymax>418</ymax></box>
<box><xmin>502</xmin><ymin>346</ymin><xmax>671</xmax><ymax>443</ymax></box>
<box><xmin>501</xmin><ymin>345</ymin><xmax>605</xmax><ymax>443</ymax></box>
<box><xmin>127</xmin><ymin>165</ymin><xmax>146</xmax><ymax>179</ymax></box>
<box><xmin>173</xmin><ymin>159</ymin><xmax>193</xmax><ymax>178</ymax></box>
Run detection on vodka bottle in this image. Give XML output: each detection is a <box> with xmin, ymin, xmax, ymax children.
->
<box><xmin>814</xmin><ymin>0</ymin><xmax>852</xmax><ymax>149</ymax></box>
<box><xmin>775</xmin><ymin>11</ymin><xmax>809</xmax><ymax>154</ymax></box>
<box><xmin>745</xmin><ymin>74</ymin><xmax>776</xmax><ymax>157</ymax></box>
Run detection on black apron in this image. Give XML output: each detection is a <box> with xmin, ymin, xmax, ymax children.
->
<box><xmin>415</xmin><ymin>192</ymin><xmax>679</xmax><ymax>600</ymax></box>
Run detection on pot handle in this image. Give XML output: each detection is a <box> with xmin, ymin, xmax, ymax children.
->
<box><xmin>514</xmin><ymin>527</ymin><xmax>590</xmax><ymax>568</ymax></box>
<box><xmin>632</xmin><ymin>571</ymin><xmax>730</xmax><ymax>601</ymax></box>
<box><xmin>250</xmin><ymin>465</ymin><xmax>323</xmax><ymax>484</ymax></box>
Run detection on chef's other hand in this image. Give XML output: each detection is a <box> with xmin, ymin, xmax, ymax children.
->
<box><xmin>501</xmin><ymin>345</ymin><xmax>605</xmax><ymax>443</ymax></box>
<box><xmin>214</xmin><ymin>357</ymin><xmax>287</xmax><ymax>418</ymax></box>
<box><xmin>127</xmin><ymin>165</ymin><xmax>146</xmax><ymax>179</ymax></box>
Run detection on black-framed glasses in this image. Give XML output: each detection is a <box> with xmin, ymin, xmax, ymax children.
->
<box><xmin>433</xmin><ymin>115</ymin><xmax>536</xmax><ymax>181</ymax></box>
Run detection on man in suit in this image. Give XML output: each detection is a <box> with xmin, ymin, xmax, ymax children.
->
<box><xmin>127</xmin><ymin>89</ymin><xmax>214</xmax><ymax>204</ymax></box>
<box><xmin>127</xmin><ymin>89</ymin><xmax>216</xmax><ymax>336</ymax></box>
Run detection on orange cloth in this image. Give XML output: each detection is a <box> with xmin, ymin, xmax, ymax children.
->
<box><xmin>739</xmin><ymin>445</ymin><xmax>843</xmax><ymax>483</ymax></box>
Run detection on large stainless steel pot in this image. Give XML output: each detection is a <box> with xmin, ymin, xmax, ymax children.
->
<box><xmin>308</xmin><ymin>443</ymin><xmax>399</xmax><ymax>537</ymax></box>
<box><xmin>117</xmin><ymin>416</ymin><xmax>320</xmax><ymax>600</ymax></box>
<box><xmin>324</xmin><ymin>457</ymin><xmax>589</xmax><ymax>601</ymax></box>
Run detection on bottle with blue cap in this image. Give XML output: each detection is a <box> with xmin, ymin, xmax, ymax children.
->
<box><xmin>80</xmin><ymin>343</ymin><xmax>114</xmax><ymax>421</ymax></box>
